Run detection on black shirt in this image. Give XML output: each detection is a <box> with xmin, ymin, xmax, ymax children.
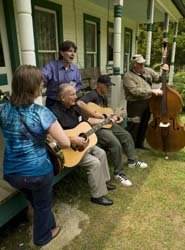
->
<box><xmin>51</xmin><ymin>102</ymin><xmax>84</xmax><ymax>129</ymax></box>
<box><xmin>81</xmin><ymin>89</ymin><xmax>108</xmax><ymax>107</ymax></box>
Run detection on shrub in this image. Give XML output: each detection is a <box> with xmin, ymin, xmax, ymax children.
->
<box><xmin>152</xmin><ymin>63</ymin><xmax>161</xmax><ymax>72</ymax></box>
<box><xmin>170</xmin><ymin>72</ymin><xmax>185</xmax><ymax>111</ymax></box>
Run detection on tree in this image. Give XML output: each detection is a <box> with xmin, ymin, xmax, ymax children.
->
<box><xmin>138</xmin><ymin>18</ymin><xmax>185</xmax><ymax>71</ymax></box>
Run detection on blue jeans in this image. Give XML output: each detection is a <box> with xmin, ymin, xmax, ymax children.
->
<box><xmin>4</xmin><ymin>171</ymin><xmax>56</xmax><ymax>246</ymax></box>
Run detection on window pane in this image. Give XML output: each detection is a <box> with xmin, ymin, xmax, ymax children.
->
<box><xmin>124</xmin><ymin>29</ymin><xmax>132</xmax><ymax>72</ymax></box>
<box><xmin>85</xmin><ymin>22</ymin><xmax>96</xmax><ymax>52</ymax></box>
<box><xmin>35</xmin><ymin>9</ymin><xmax>57</xmax><ymax>51</ymax></box>
<box><xmin>124</xmin><ymin>32</ymin><xmax>131</xmax><ymax>54</ymax></box>
<box><xmin>108</xmin><ymin>27</ymin><xmax>113</xmax><ymax>61</ymax></box>
<box><xmin>0</xmin><ymin>34</ymin><xmax>5</xmax><ymax>67</ymax></box>
<box><xmin>86</xmin><ymin>54</ymin><xmax>94</xmax><ymax>68</ymax></box>
<box><xmin>38</xmin><ymin>52</ymin><xmax>56</xmax><ymax>69</ymax></box>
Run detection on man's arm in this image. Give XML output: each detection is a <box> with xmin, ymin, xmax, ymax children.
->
<box><xmin>77</xmin><ymin>100</ymin><xmax>104</xmax><ymax>119</ymax></box>
<box><xmin>41</xmin><ymin>61</ymin><xmax>53</xmax><ymax>87</ymax></box>
<box><xmin>75</xmin><ymin>68</ymin><xmax>82</xmax><ymax>92</ymax></box>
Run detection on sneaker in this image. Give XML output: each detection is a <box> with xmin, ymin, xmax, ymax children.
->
<box><xmin>114</xmin><ymin>174</ymin><xmax>132</xmax><ymax>187</ymax></box>
<box><xmin>128</xmin><ymin>161</ymin><xmax>148</xmax><ymax>169</ymax></box>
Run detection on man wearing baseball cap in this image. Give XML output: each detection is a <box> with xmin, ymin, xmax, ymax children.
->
<box><xmin>79</xmin><ymin>74</ymin><xmax>148</xmax><ymax>188</ymax></box>
<box><xmin>97</xmin><ymin>75</ymin><xmax>116</xmax><ymax>86</ymax></box>
<box><xmin>123</xmin><ymin>54</ymin><xmax>168</xmax><ymax>149</ymax></box>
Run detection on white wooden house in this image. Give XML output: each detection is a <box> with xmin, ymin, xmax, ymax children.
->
<box><xmin>0</xmin><ymin>0</ymin><xmax>185</xmax><ymax>227</ymax></box>
<box><xmin>0</xmin><ymin>0</ymin><xmax>184</xmax><ymax>106</ymax></box>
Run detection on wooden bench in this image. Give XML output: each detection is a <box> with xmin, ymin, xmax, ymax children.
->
<box><xmin>78</xmin><ymin>67</ymin><xmax>100</xmax><ymax>98</ymax></box>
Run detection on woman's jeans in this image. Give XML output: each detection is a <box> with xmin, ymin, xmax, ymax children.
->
<box><xmin>4</xmin><ymin>171</ymin><xmax>56</xmax><ymax>246</ymax></box>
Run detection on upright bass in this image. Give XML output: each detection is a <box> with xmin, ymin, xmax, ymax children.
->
<box><xmin>146</xmin><ymin>39</ymin><xmax>185</xmax><ymax>154</ymax></box>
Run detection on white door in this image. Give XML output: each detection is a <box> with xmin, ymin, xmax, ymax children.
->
<box><xmin>0</xmin><ymin>0</ymin><xmax>12</xmax><ymax>94</ymax></box>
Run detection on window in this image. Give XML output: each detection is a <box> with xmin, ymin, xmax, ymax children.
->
<box><xmin>0</xmin><ymin>34</ymin><xmax>5</xmax><ymax>67</ymax></box>
<box><xmin>34</xmin><ymin>7</ymin><xmax>58</xmax><ymax>68</ymax></box>
<box><xmin>124</xmin><ymin>28</ymin><xmax>132</xmax><ymax>72</ymax></box>
<box><xmin>84</xmin><ymin>14</ymin><xmax>100</xmax><ymax>68</ymax></box>
<box><xmin>107</xmin><ymin>22</ymin><xmax>113</xmax><ymax>62</ymax></box>
<box><xmin>106</xmin><ymin>22</ymin><xmax>113</xmax><ymax>74</ymax></box>
<box><xmin>32</xmin><ymin>0</ymin><xmax>63</xmax><ymax>68</ymax></box>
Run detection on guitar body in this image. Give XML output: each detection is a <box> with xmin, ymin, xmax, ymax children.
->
<box><xmin>87</xmin><ymin>102</ymin><xmax>113</xmax><ymax>128</ymax></box>
<box><xmin>63</xmin><ymin>122</ymin><xmax>98</xmax><ymax>167</ymax></box>
<box><xmin>47</xmin><ymin>116</ymin><xmax>139</xmax><ymax>169</ymax></box>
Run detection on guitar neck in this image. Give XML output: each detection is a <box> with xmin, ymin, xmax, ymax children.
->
<box><xmin>85</xmin><ymin>117</ymin><xmax>111</xmax><ymax>137</ymax></box>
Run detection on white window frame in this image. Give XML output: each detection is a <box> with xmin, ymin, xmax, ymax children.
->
<box><xmin>85</xmin><ymin>20</ymin><xmax>97</xmax><ymax>67</ymax></box>
<box><xmin>34</xmin><ymin>6</ymin><xmax>59</xmax><ymax>66</ymax></box>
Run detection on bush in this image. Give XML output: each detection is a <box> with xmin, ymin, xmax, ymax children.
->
<box><xmin>152</xmin><ymin>63</ymin><xmax>161</xmax><ymax>72</ymax></box>
<box><xmin>171</xmin><ymin>72</ymin><xmax>185</xmax><ymax>111</ymax></box>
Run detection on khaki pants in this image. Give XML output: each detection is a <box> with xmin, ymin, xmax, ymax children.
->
<box><xmin>79</xmin><ymin>145</ymin><xmax>110</xmax><ymax>198</ymax></box>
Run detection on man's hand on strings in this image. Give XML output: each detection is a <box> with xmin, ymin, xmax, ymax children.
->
<box><xmin>152</xmin><ymin>89</ymin><xmax>163</xmax><ymax>96</ymax></box>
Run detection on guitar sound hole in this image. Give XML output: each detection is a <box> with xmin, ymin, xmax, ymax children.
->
<box><xmin>71</xmin><ymin>133</ymin><xmax>89</xmax><ymax>151</ymax></box>
<box><xmin>79</xmin><ymin>133</ymin><xmax>87</xmax><ymax>140</ymax></box>
<box><xmin>78</xmin><ymin>133</ymin><xmax>89</xmax><ymax>151</ymax></box>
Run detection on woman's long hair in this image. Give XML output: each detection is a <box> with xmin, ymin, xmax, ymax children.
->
<box><xmin>10</xmin><ymin>65</ymin><xmax>42</xmax><ymax>107</ymax></box>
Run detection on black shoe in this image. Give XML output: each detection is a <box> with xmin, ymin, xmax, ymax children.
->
<box><xmin>91</xmin><ymin>196</ymin><xmax>113</xmax><ymax>206</ymax></box>
<box><xmin>106</xmin><ymin>183</ymin><xmax>116</xmax><ymax>191</ymax></box>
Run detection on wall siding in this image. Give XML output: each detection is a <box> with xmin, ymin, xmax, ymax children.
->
<box><xmin>50</xmin><ymin>0</ymin><xmax>138</xmax><ymax>73</ymax></box>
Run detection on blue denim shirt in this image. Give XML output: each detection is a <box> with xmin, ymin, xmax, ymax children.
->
<box><xmin>0</xmin><ymin>102</ymin><xmax>57</xmax><ymax>176</ymax></box>
<box><xmin>42</xmin><ymin>60</ymin><xmax>82</xmax><ymax>100</ymax></box>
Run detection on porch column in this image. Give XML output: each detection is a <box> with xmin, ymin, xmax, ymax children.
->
<box><xmin>15</xmin><ymin>0</ymin><xmax>36</xmax><ymax>65</ymax></box>
<box><xmin>15</xmin><ymin>0</ymin><xmax>42</xmax><ymax>104</ymax></box>
<box><xmin>163</xmin><ymin>13</ymin><xmax>169</xmax><ymax>40</ymax></box>
<box><xmin>145</xmin><ymin>0</ymin><xmax>154</xmax><ymax>67</ymax></box>
<box><xmin>111</xmin><ymin>0</ymin><xmax>123</xmax><ymax>109</ymax></box>
<box><xmin>169</xmin><ymin>22</ymin><xmax>178</xmax><ymax>85</ymax></box>
<box><xmin>135</xmin><ymin>28</ymin><xmax>139</xmax><ymax>53</ymax></box>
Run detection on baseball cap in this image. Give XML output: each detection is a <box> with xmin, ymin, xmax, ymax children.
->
<box><xmin>97</xmin><ymin>75</ymin><xmax>116</xmax><ymax>86</ymax></box>
<box><xmin>131</xmin><ymin>54</ymin><xmax>146</xmax><ymax>64</ymax></box>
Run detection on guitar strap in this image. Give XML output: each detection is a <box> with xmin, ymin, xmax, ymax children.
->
<box><xmin>18</xmin><ymin>111</ymin><xmax>62</xmax><ymax>160</ymax></box>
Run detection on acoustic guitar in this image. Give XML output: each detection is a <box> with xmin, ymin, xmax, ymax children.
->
<box><xmin>48</xmin><ymin>110</ymin><xmax>140</xmax><ymax>168</ymax></box>
<box><xmin>62</xmin><ymin>114</ymin><xmax>118</xmax><ymax>167</ymax></box>
<box><xmin>55</xmin><ymin>112</ymin><xmax>122</xmax><ymax>168</ymax></box>
<box><xmin>87</xmin><ymin>102</ymin><xmax>140</xmax><ymax>128</ymax></box>
<box><xmin>47</xmin><ymin>120</ymin><xmax>107</xmax><ymax>169</ymax></box>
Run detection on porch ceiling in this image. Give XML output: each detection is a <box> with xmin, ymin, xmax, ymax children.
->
<box><xmin>90</xmin><ymin>0</ymin><xmax>184</xmax><ymax>22</ymax></box>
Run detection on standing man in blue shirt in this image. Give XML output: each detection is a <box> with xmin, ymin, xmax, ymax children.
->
<box><xmin>42</xmin><ymin>40</ymin><xmax>82</xmax><ymax>109</ymax></box>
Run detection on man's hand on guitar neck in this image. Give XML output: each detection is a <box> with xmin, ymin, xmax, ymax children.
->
<box><xmin>87</xmin><ymin>115</ymin><xmax>120</xmax><ymax>127</ymax></box>
<box><xmin>111</xmin><ymin>115</ymin><xmax>123</xmax><ymax>124</ymax></box>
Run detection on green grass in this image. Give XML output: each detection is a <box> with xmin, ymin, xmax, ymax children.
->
<box><xmin>1</xmin><ymin>146</ymin><xmax>185</xmax><ymax>250</ymax></box>
<box><xmin>58</xmin><ymin>147</ymin><xmax>185</xmax><ymax>250</ymax></box>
